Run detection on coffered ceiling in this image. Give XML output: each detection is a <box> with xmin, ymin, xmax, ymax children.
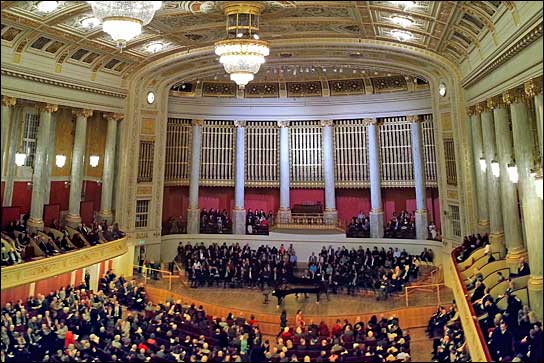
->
<box><xmin>1</xmin><ymin>1</ymin><xmax>512</xmax><ymax>81</ymax></box>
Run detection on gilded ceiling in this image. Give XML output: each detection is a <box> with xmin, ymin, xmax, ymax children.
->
<box><xmin>1</xmin><ymin>1</ymin><xmax>513</xmax><ymax>81</ymax></box>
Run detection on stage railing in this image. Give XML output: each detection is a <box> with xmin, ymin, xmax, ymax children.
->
<box><xmin>133</xmin><ymin>264</ymin><xmax>174</xmax><ymax>291</ymax></box>
<box><xmin>404</xmin><ymin>282</ymin><xmax>445</xmax><ymax>307</ymax></box>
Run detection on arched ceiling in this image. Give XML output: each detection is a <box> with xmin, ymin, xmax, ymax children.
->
<box><xmin>1</xmin><ymin>1</ymin><xmax>510</xmax><ymax>83</ymax></box>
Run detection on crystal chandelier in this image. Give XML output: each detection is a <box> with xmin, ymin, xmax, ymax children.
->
<box><xmin>87</xmin><ymin>1</ymin><xmax>162</xmax><ymax>48</ymax></box>
<box><xmin>214</xmin><ymin>2</ymin><xmax>270</xmax><ymax>89</ymax></box>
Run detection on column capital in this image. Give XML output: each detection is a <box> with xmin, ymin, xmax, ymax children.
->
<box><xmin>320</xmin><ymin>119</ymin><xmax>333</xmax><ymax>127</ymax></box>
<box><xmin>192</xmin><ymin>119</ymin><xmax>204</xmax><ymax>126</ymax></box>
<box><xmin>503</xmin><ymin>87</ymin><xmax>527</xmax><ymax>105</ymax></box>
<box><xmin>363</xmin><ymin>117</ymin><xmax>378</xmax><ymax>125</ymax></box>
<box><xmin>104</xmin><ymin>112</ymin><xmax>124</xmax><ymax>121</ymax></box>
<box><xmin>406</xmin><ymin>114</ymin><xmax>423</xmax><ymax>123</ymax></box>
<box><xmin>73</xmin><ymin>108</ymin><xmax>93</xmax><ymax>118</ymax></box>
<box><xmin>466</xmin><ymin>106</ymin><xmax>475</xmax><ymax>116</ymax></box>
<box><xmin>524</xmin><ymin>78</ymin><xmax>542</xmax><ymax>97</ymax></box>
<box><xmin>277</xmin><ymin>120</ymin><xmax>290</xmax><ymax>128</ymax></box>
<box><xmin>1</xmin><ymin>95</ymin><xmax>16</xmax><ymax>107</ymax></box>
<box><xmin>234</xmin><ymin>120</ymin><xmax>246</xmax><ymax>127</ymax></box>
<box><xmin>487</xmin><ymin>96</ymin><xmax>506</xmax><ymax>110</ymax></box>
<box><xmin>40</xmin><ymin>103</ymin><xmax>59</xmax><ymax>113</ymax></box>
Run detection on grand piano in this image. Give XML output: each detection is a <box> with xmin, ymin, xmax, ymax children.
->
<box><xmin>271</xmin><ymin>275</ymin><xmax>324</xmax><ymax>306</ymax></box>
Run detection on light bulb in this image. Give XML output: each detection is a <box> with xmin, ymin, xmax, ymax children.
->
<box><xmin>15</xmin><ymin>152</ymin><xmax>27</xmax><ymax>167</ymax></box>
<box><xmin>491</xmin><ymin>160</ymin><xmax>500</xmax><ymax>177</ymax></box>
<box><xmin>479</xmin><ymin>157</ymin><xmax>487</xmax><ymax>172</ymax></box>
<box><xmin>89</xmin><ymin>155</ymin><xmax>100</xmax><ymax>168</ymax></box>
<box><xmin>55</xmin><ymin>154</ymin><xmax>67</xmax><ymax>168</ymax></box>
<box><xmin>507</xmin><ymin>163</ymin><xmax>518</xmax><ymax>183</ymax></box>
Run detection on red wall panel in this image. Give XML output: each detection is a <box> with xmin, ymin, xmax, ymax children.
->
<box><xmin>245</xmin><ymin>188</ymin><xmax>280</xmax><ymax>214</ymax></box>
<box><xmin>1</xmin><ymin>207</ymin><xmax>20</xmax><ymax>228</ymax></box>
<box><xmin>80</xmin><ymin>200</ymin><xmax>94</xmax><ymax>225</ymax></box>
<box><xmin>49</xmin><ymin>181</ymin><xmax>70</xmax><ymax>211</ymax></box>
<box><xmin>198</xmin><ymin>186</ymin><xmax>234</xmax><ymax>212</ymax></box>
<box><xmin>83</xmin><ymin>181</ymin><xmax>102</xmax><ymax>212</ymax></box>
<box><xmin>335</xmin><ymin>189</ymin><xmax>371</xmax><ymax>223</ymax></box>
<box><xmin>290</xmin><ymin>189</ymin><xmax>324</xmax><ymax>209</ymax></box>
<box><xmin>34</xmin><ymin>272</ymin><xmax>72</xmax><ymax>296</ymax></box>
<box><xmin>1</xmin><ymin>284</ymin><xmax>30</xmax><ymax>304</ymax></box>
<box><xmin>162</xmin><ymin>186</ymin><xmax>189</xmax><ymax>222</ymax></box>
<box><xmin>75</xmin><ymin>269</ymin><xmax>84</xmax><ymax>286</ymax></box>
<box><xmin>12</xmin><ymin>182</ymin><xmax>32</xmax><ymax>215</ymax></box>
<box><xmin>43</xmin><ymin>204</ymin><xmax>60</xmax><ymax>227</ymax></box>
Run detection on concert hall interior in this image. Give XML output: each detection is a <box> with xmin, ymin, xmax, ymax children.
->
<box><xmin>1</xmin><ymin>1</ymin><xmax>543</xmax><ymax>362</ymax></box>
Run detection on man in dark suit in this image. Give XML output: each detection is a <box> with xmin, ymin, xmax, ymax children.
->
<box><xmin>511</xmin><ymin>257</ymin><xmax>530</xmax><ymax>277</ymax></box>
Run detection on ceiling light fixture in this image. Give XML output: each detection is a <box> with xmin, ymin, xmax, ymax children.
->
<box><xmin>87</xmin><ymin>1</ymin><xmax>162</xmax><ymax>49</ymax></box>
<box><xmin>391</xmin><ymin>15</ymin><xmax>414</xmax><ymax>28</ymax></box>
<box><xmin>391</xmin><ymin>1</ymin><xmax>417</xmax><ymax>11</ymax></box>
<box><xmin>391</xmin><ymin>29</ymin><xmax>413</xmax><ymax>42</ymax></box>
<box><xmin>146</xmin><ymin>41</ymin><xmax>164</xmax><ymax>53</ymax></box>
<box><xmin>80</xmin><ymin>16</ymin><xmax>101</xmax><ymax>29</ymax></box>
<box><xmin>214</xmin><ymin>2</ymin><xmax>269</xmax><ymax>89</ymax></box>
<box><xmin>37</xmin><ymin>1</ymin><xmax>59</xmax><ymax>13</ymax></box>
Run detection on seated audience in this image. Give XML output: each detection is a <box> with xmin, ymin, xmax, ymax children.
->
<box><xmin>200</xmin><ymin>208</ymin><xmax>232</xmax><ymax>234</ymax></box>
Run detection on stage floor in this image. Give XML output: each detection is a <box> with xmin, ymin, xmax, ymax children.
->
<box><xmin>142</xmin><ymin>277</ymin><xmax>453</xmax><ymax>317</ymax></box>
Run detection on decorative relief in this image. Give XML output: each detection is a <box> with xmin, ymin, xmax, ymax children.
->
<box><xmin>286</xmin><ymin>81</ymin><xmax>322</xmax><ymax>97</ymax></box>
<box><xmin>244</xmin><ymin>82</ymin><xmax>280</xmax><ymax>98</ymax></box>
<box><xmin>1</xmin><ymin>96</ymin><xmax>17</xmax><ymax>106</ymax></box>
<box><xmin>202</xmin><ymin>82</ymin><xmax>236</xmax><ymax>97</ymax></box>
<box><xmin>371</xmin><ymin>76</ymin><xmax>407</xmax><ymax>93</ymax></box>
<box><xmin>524</xmin><ymin>78</ymin><xmax>542</xmax><ymax>97</ymax></box>
<box><xmin>447</xmin><ymin>189</ymin><xmax>458</xmax><ymax>200</ymax></box>
<box><xmin>328</xmin><ymin>79</ymin><xmax>365</xmax><ymax>96</ymax></box>
<box><xmin>141</xmin><ymin>118</ymin><xmax>155</xmax><ymax>135</ymax></box>
<box><xmin>137</xmin><ymin>185</ymin><xmax>153</xmax><ymax>196</ymax></box>
<box><xmin>1</xmin><ymin>238</ymin><xmax>128</xmax><ymax>290</ymax></box>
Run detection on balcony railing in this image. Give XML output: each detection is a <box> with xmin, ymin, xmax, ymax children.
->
<box><xmin>450</xmin><ymin>246</ymin><xmax>492</xmax><ymax>362</ymax></box>
<box><xmin>1</xmin><ymin>237</ymin><xmax>128</xmax><ymax>290</ymax></box>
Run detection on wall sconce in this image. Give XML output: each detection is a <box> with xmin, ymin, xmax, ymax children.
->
<box><xmin>64</xmin><ymin>181</ymin><xmax>71</xmax><ymax>188</ymax></box>
<box><xmin>89</xmin><ymin>155</ymin><xmax>100</xmax><ymax>168</ymax></box>
<box><xmin>15</xmin><ymin>150</ymin><xmax>27</xmax><ymax>167</ymax></box>
<box><xmin>26</xmin><ymin>182</ymin><xmax>32</xmax><ymax>190</ymax></box>
<box><xmin>96</xmin><ymin>179</ymin><xmax>102</xmax><ymax>185</ymax></box>
<box><xmin>479</xmin><ymin>157</ymin><xmax>487</xmax><ymax>172</ymax></box>
<box><xmin>55</xmin><ymin>154</ymin><xmax>67</xmax><ymax>168</ymax></box>
<box><xmin>491</xmin><ymin>159</ymin><xmax>500</xmax><ymax>177</ymax></box>
<box><xmin>507</xmin><ymin>162</ymin><xmax>518</xmax><ymax>183</ymax></box>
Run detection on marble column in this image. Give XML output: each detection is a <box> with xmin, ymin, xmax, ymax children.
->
<box><xmin>1</xmin><ymin>96</ymin><xmax>16</xmax><ymax>182</ymax></box>
<box><xmin>468</xmin><ymin>106</ymin><xmax>490</xmax><ymax>233</ymax></box>
<box><xmin>232</xmin><ymin>120</ymin><xmax>246</xmax><ymax>235</ymax></box>
<box><xmin>489</xmin><ymin>96</ymin><xmax>526</xmax><ymax>264</ymax></box>
<box><xmin>408</xmin><ymin>115</ymin><xmax>428</xmax><ymax>240</ymax></box>
<box><xmin>43</xmin><ymin>113</ymin><xmax>57</xmax><ymax>205</ymax></box>
<box><xmin>525</xmin><ymin>79</ymin><xmax>543</xmax><ymax>160</ymax></box>
<box><xmin>187</xmin><ymin>119</ymin><xmax>203</xmax><ymax>234</ymax></box>
<box><xmin>65</xmin><ymin>109</ymin><xmax>93</xmax><ymax>228</ymax></box>
<box><xmin>278</xmin><ymin>120</ymin><xmax>291</xmax><ymax>223</ymax></box>
<box><xmin>321</xmin><ymin>120</ymin><xmax>337</xmax><ymax>225</ymax></box>
<box><xmin>505</xmin><ymin>88</ymin><xmax>543</xmax><ymax>320</ymax></box>
<box><xmin>3</xmin><ymin>106</ymin><xmax>21</xmax><ymax>207</ymax></box>
<box><xmin>367</xmin><ymin>118</ymin><xmax>384</xmax><ymax>238</ymax></box>
<box><xmin>480</xmin><ymin>104</ymin><xmax>506</xmax><ymax>258</ymax></box>
<box><xmin>98</xmin><ymin>113</ymin><xmax>122</xmax><ymax>223</ymax></box>
<box><xmin>28</xmin><ymin>103</ymin><xmax>58</xmax><ymax>231</ymax></box>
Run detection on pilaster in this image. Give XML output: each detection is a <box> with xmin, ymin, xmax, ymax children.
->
<box><xmin>98</xmin><ymin>113</ymin><xmax>122</xmax><ymax>223</ymax></box>
<box><xmin>1</xmin><ymin>96</ymin><xmax>16</xmax><ymax>181</ymax></box>
<box><xmin>366</xmin><ymin>118</ymin><xmax>384</xmax><ymax>238</ymax></box>
<box><xmin>321</xmin><ymin>119</ymin><xmax>337</xmax><ymax>225</ymax></box>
